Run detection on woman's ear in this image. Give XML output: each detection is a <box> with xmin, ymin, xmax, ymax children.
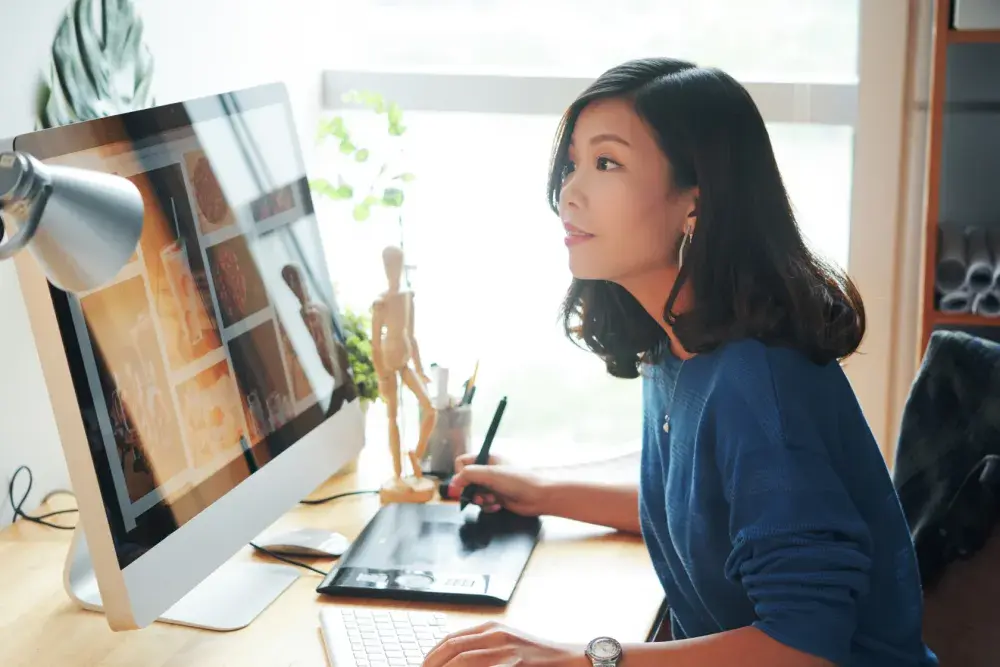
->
<box><xmin>685</xmin><ymin>190</ymin><xmax>699</xmax><ymax>231</ymax></box>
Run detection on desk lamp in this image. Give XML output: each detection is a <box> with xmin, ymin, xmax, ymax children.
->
<box><xmin>0</xmin><ymin>151</ymin><xmax>144</xmax><ymax>292</ymax></box>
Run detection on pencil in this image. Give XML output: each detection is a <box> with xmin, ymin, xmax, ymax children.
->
<box><xmin>468</xmin><ymin>360</ymin><xmax>480</xmax><ymax>392</ymax></box>
<box><xmin>461</xmin><ymin>360</ymin><xmax>480</xmax><ymax>405</ymax></box>
<box><xmin>459</xmin><ymin>395</ymin><xmax>507</xmax><ymax>510</ymax></box>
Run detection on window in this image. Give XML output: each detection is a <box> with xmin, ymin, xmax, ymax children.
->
<box><xmin>315</xmin><ymin>1</ymin><xmax>862</xmax><ymax>463</ymax></box>
<box><xmin>328</xmin><ymin>0</ymin><xmax>859</xmax><ymax>82</ymax></box>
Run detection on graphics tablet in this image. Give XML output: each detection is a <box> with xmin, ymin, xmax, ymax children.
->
<box><xmin>317</xmin><ymin>502</ymin><xmax>541</xmax><ymax>606</ymax></box>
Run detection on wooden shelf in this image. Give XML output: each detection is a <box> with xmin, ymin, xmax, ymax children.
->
<box><xmin>949</xmin><ymin>29</ymin><xmax>1000</xmax><ymax>44</ymax></box>
<box><xmin>932</xmin><ymin>311</ymin><xmax>1000</xmax><ymax>327</ymax></box>
<box><xmin>919</xmin><ymin>2</ymin><xmax>1000</xmax><ymax>356</ymax></box>
<box><xmin>942</xmin><ymin>101</ymin><xmax>1000</xmax><ymax>112</ymax></box>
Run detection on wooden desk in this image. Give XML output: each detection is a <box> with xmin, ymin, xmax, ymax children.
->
<box><xmin>0</xmin><ymin>447</ymin><xmax>662</xmax><ymax>667</ymax></box>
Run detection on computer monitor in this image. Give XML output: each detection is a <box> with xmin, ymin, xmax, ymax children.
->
<box><xmin>12</xmin><ymin>82</ymin><xmax>365</xmax><ymax>631</ymax></box>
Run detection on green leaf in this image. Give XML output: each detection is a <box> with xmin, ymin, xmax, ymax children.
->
<box><xmin>319</xmin><ymin>116</ymin><xmax>347</xmax><ymax>139</ymax></box>
<box><xmin>355</xmin><ymin>148</ymin><xmax>370</xmax><ymax>162</ymax></box>
<box><xmin>309</xmin><ymin>178</ymin><xmax>352</xmax><ymax>200</ymax></box>
<box><xmin>382</xmin><ymin>188</ymin><xmax>404</xmax><ymax>207</ymax></box>
<box><xmin>388</xmin><ymin>122</ymin><xmax>406</xmax><ymax>137</ymax></box>
<box><xmin>339</xmin><ymin>139</ymin><xmax>356</xmax><ymax>154</ymax></box>
<box><xmin>309</xmin><ymin>178</ymin><xmax>337</xmax><ymax>198</ymax></box>
<box><xmin>38</xmin><ymin>0</ymin><xmax>155</xmax><ymax>130</ymax></box>
<box><xmin>343</xmin><ymin>90</ymin><xmax>385</xmax><ymax>113</ymax></box>
<box><xmin>363</xmin><ymin>195</ymin><xmax>381</xmax><ymax>207</ymax></box>
<box><xmin>317</xmin><ymin>115</ymin><xmax>347</xmax><ymax>141</ymax></box>
<box><xmin>352</xmin><ymin>202</ymin><xmax>371</xmax><ymax>221</ymax></box>
<box><xmin>388</xmin><ymin>102</ymin><xmax>403</xmax><ymax>125</ymax></box>
<box><xmin>367</xmin><ymin>92</ymin><xmax>386</xmax><ymax>114</ymax></box>
<box><xmin>394</xmin><ymin>172</ymin><xmax>416</xmax><ymax>182</ymax></box>
<box><xmin>331</xmin><ymin>116</ymin><xmax>346</xmax><ymax>139</ymax></box>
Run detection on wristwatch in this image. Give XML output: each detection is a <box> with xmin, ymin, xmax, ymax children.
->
<box><xmin>585</xmin><ymin>636</ymin><xmax>623</xmax><ymax>667</ymax></box>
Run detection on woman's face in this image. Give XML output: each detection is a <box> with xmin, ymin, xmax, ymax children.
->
<box><xmin>558</xmin><ymin>98</ymin><xmax>694</xmax><ymax>286</ymax></box>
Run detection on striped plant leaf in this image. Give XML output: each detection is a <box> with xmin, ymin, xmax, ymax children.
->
<box><xmin>38</xmin><ymin>0</ymin><xmax>154</xmax><ymax>129</ymax></box>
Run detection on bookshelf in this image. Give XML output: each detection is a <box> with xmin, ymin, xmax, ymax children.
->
<box><xmin>919</xmin><ymin>1</ymin><xmax>1000</xmax><ymax>354</ymax></box>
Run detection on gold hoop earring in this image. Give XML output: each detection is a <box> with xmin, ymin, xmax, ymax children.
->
<box><xmin>678</xmin><ymin>227</ymin><xmax>694</xmax><ymax>270</ymax></box>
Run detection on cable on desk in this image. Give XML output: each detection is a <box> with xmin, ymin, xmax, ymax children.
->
<box><xmin>299</xmin><ymin>489</ymin><xmax>378</xmax><ymax>505</ymax></box>
<box><xmin>249</xmin><ymin>542</ymin><xmax>330</xmax><ymax>576</ymax></box>
<box><xmin>252</xmin><ymin>487</ymin><xmax>378</xmax><ymax>574</ymax></box>
<box><xmin>8</xmin><ymin>464</ymin><xmax>369</xmax><ymax>578</ymax></box>
<box><xmin>8</xmin><ymin>465</ymin><xmax>78</xmax><ymax>530</ymax></box>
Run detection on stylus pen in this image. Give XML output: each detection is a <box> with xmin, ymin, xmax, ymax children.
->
<box><xmin>460</xmin><ymin>395</ymin><xmax>507</xmax><ymax>510</ymax></box>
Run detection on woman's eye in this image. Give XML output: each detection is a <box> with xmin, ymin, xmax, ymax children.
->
<box><xmin>596</xmin><ymin>156</ymin><xmax>621</xmax><ymax>171</ymax></box>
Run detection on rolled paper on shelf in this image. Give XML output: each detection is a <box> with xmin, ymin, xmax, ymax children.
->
<box><xmin>940</xmin><ymin>289</ymin><xmax>973</xmax><ymax>314</ymax></box>
<box><xmin>936</xmin><ymin>225</ymin><xmax>968</xmax><ymax>293</ymax></box>
<box><xmin>965</xmin><ymin>226</ymin><xmax>993</xmax><ymax>294</ymax></box>
<box><xmin>973</xmin><ymin>290</ymin><xmax>1000</xmax><ymax>317</ymax></box>
<box><xmin>990</xmin><ymin>229</ymin><xmax>1000</xmax><ymax>291</ymax></box>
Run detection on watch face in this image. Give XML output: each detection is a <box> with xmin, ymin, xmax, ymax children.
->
<box><xmin>588</xmin><ymin>637</ymin><xmax>621</xmax><ymax>660</ymax></box>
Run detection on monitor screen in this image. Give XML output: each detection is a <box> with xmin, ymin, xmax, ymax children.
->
<box><xmin>15</xmin><ymin>84</ymin><xmax>357</xmax><ymax>569</ymax></box>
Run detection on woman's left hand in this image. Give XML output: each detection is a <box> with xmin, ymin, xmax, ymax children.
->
<box><xmin>422</xmin><ymin>621</ymin><xmax>587</xmax><ymax>667</ymax></box>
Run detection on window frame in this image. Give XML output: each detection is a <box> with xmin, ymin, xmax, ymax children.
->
<box><xmin>322</xmin><ymin>71</ymin><xmax>857</xmax><ymax>125</ymax></box>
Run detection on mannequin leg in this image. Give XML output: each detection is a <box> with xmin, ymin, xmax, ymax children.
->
<box><xmin>400</xmin><ymin>365</ymin><xmax>437</xmax><ymax>478</ymax></box>
<box><xmin>382</xmin><ymin>372</ymin><xmax>402</xmax><ymax>478</ymax></box>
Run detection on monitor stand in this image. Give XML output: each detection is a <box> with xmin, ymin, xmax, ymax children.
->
<box><xmin>63</xmin><ymin>527</ymin><xmax>301</xmax><ymax>631</ymax></box>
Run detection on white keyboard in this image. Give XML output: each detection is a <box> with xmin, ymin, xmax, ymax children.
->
<box><xmin>320</xmin><ymin>607</ymin><xmax>452</xmax><ymax>667</ymax></box>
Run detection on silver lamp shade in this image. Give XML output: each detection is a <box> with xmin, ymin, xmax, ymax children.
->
<box><xmin>0</xmin><ymin>151</ymin><xmax>144</xmax><ymax>293</ymax></box>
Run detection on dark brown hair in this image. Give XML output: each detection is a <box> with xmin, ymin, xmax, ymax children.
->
<box><xmin>548</xmin><ymin>58</ymin><xmax>865</xmax><ymax>379</ymax></box>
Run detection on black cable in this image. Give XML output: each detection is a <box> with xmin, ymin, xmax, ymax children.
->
<box><xmin>299</xmin><ymin>489</ymin><xmax>378</xmax><ymax>505</ymax></box>
<box><xmin>250</xmin><ymin>488</ymin><xmax>378</xmax><ymax>573</ymax></box>
<box><xmin>9</xmin><ymin>464</ymin><xmax>371</xmax><ymax>577</ymax></box>
<box><xmin>249</xmin><ymin>542</ymin><xmax>329</xmax><ymax>576</ymax></box>
<box><xmin>8</xmin><ymin>465</ymin><xmax>78</xmax><ymax>530</ymax></box>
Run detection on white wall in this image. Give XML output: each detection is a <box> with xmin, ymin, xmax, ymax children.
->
<box><xmin>0</xmin><ymin>0</ymin><xmax>336</xmax><ymax>524</ymax></box>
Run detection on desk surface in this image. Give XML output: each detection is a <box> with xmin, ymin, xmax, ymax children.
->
<box><xmin>0</xmin><ymin>446</ymin><xmax>662</xmax><ymax>667</ymax></box>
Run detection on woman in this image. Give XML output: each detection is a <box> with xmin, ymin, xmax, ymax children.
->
<box><xmin>422</xmin><ymin>58</ymin><xmax>936</xmax><ymax>667</ymax></box>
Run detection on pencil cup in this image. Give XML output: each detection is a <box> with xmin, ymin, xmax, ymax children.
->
<box><xmin>421</xmin><ymin>405</ymin><xmax>472</xmax><ymax>477</ymax></box>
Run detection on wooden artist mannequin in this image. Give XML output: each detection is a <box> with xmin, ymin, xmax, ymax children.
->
<box><xmin>371</xmin><ymin>245</ymin><xmax>437</xmax><ymax>503</ymax></box>
<box><xmin>282</xmin><ymin>263</ymin><xmax>350</xmax><ymax>387</ymax></box>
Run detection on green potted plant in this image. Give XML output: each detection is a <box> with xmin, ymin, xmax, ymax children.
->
<box><xmin>330</xmin><ymin>307</ymin><xmax>379</xmax><ymax>478</ymax></box>
<box><xmin>341</xmin><ymin>307</ymin><xmax>379</xmax><ymax>410</ymax></box>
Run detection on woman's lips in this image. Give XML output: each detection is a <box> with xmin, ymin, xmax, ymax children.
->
<box><xmin>563</xmin><ymin>221</ymin><xmax>594</xmax><ymax>247</ymax></box>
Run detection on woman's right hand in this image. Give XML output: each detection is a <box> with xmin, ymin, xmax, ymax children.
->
<box><xmin>447</xmin><ymin>454</ymin><xmax>551</xmax><ymax>517</ymax></box>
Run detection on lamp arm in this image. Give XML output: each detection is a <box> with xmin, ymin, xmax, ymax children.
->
<box><xmin>0</xmin><ymin>151</ymin><xmax>54</xmax><ymax>262</ymax></box>
<box><xmin>0</xmin><ymin>184</ymin><xmax>52</xmax><ymax>261</ymax></box>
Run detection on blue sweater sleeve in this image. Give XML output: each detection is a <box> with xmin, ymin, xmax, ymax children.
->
<box><xmin>713</xmin><ymin>352</ymin><xmax>873</xmax><ymax>665</ymax></box>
